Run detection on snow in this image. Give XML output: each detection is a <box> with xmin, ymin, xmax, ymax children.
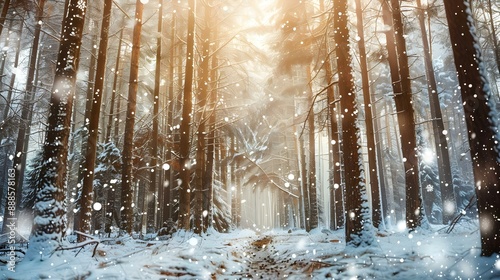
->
<box><xmin>2</xmin><ymin>223</ymin><xmax>498</xmax><ymax>279</ymax></box>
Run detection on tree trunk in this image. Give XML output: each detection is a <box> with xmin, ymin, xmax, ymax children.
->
<box><xmin>389</xmin><ymin>0</ymin><xmax>423</xmax><ymax>230</ymax></box>
<box><xmin>0</xmin><ymin>19</ymin><xmax>21</xmax><ymax>130</ymax></box>
<box><xmin>334</xmin><ymin>0</ymin><xmax>374</xmax><ymax>246</ymax></box>
<box><xmin>178</xmin><ymin>0</ymin><xmax>196</xmax><ymax>230</ymax></box>
<box><xmin>355</xmin><ymin>0</ymin><xmax>381</xmax><ymax>228</ymax></box>
<box><xmin>162</xmin><ymin>12</ymin><xmax>176</xmax><ymax>224</ymax></box>
<box><xmin>194</xmin><ymin>3</ymin><xmax>211</xmax><ymax>233</ymax></box>
<box><xmin>29</xmin><ymin>0</ymin><xmax>87</xmax><ymax>256</ymax></box>
<box><xmin>442</xmin><ymin>0</ymin><xmax>500</xmax><ymax>256</ymax></box>
<box><xmin>0</xmin><ymin>50</ymin><xmax>6</xmax><ymax>119</ymax></box>
<box><xmin>0</xmin><ymin>0</ymin><xmax>10</xmax><ymax>38</ymax></box>
<box><xmin>105</xmin><ymin>23</ymin><xmax>124</xmax><ymax>142</ymax></box>
<box><xmin>306</xmin><ymin>68</ymin><xmax>318</xmax><ymax>230</ymax></box>
<box><xmin>416</xmin><ymin>0</ymin><xmax>455</xmax><ymax>224</ymax></box>
<box><xmin>381</xmin><ymin>1</ymin><xmax>404</xmax><ymax>223</ymax></box>
<box><xmin>77</xmin><ymin>27</ymin><xmax>98</xmax><ymax>177</ymax></box>
<box><xmin>203</xmin><ymin>18</ymin><xmax>218</xmax><ymax>232</ymax></box>
<box><xmin>113</xmin><ymin>42</ymin><xmax>125</xmax><ymax>144</ymax></box>
<box><xmin>373</xmin><ymin>95</ymin><xmax>389</xmax><ymax>228</ymax></box>
<box><xmin>298</xmin><ymin>133</ymin><xmax>310</xmax><ymax>231</ymax></box>
<box><xmin>5</xmin><ymin>0</ymin><xmax>45</xmax><ymax>235</ymax></box>
<box><xmin>321</xmin><ymin>8</ymin><xmax>344</xmax><ymax>230</ymax></box>
<box><xmin>381</xmin><ymin>0</ymin><xmax>422</xmax><ymax>229</ymax></box>
<box><xmin>230</xmin><ymin>136</ymin><xmax>241</xmax><ymax>227</ymax></box>
<box><xmin>77</xmin><ymin>0</ymin><xmax>113</xmax><ymax>240</ymax></box>
<box><xmin>203</xmin><ymin>64</ymin><xmax>217</xmax><ymax>232</ymax></box>
<box><xmin>121</xmin><ymin>0</ymin><xmax>144</xmax><ymax>234</ymax></box>
<box><xmin>147</xmin><ymin>0</ymin><xmax>163</xmax><ymax>234</ymax></box>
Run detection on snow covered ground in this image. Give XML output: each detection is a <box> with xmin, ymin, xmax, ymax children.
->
<box><xmin>1</xmin><ymin>221</ymin><xmax>499</xmax><ymax>279</ymax></box>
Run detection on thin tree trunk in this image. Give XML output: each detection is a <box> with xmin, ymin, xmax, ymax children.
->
<box><xmin>75</xmin><ymin>27</ymin><xmax>98</xmax><ymax>233</ymax></box>
<box><xmin>416</xmin><ymin>0</ymin><xmax>455</xmax><ymax>224</ymax></box>
<box><xmin>373</xmin><ymin>95</ymin><xmax>388</xmax><ymax>228</ymax></box>
<box><xmin>5</xmin><ymin>0</ymin><xmax>45</xmax><ymax>235</ymax></box>
<box><xmin>105</xmin><ymin>25</ymin><xmax>124</xmax><ymax>142</ymax></box>
<box><xmin>0</xmin><ymin>48</ymin><xmax>7</xmax><ymax>113</ymax></box>
<box><xmin>121</xmin><ymin>0</ymin><xmax>144</xmax><ymax>234</ymax></box>
<box><xmin>0</xmin><ymin>0</ymin><xmax>10</xmax><ymax>38</ymax></box>
<box><xmin>324</xmin><ymin>52</ymin><xmax>344</xmax><ymax>231</ymax></box>
<box><xmin>203</xmin><ymin>55</ymin><xmax>220</xmax><ymax>232</ymax></box>
<box><xmin>77</xmin><ymin>0</ymin><xmax>113</xmax><ymax>240</ymax></box>
<box><xmin>113</xmin><ymin>42</ymin><xmax>125</xmax><ymax>144</ymax></box>
<box><xmin>147</xmin><ymin>0</ymin><xmax>163</xmax><ymax>233</ymax></box>
<box><xmin>1</xmin><ymin>20</ymin><xmax>21</xmax><ymax>128</ymax></box>
<box><xmin>355</xmin><ymin>0</ymin><xmax>381</xmax><ymax>228</ymax></box>
<box><xmin>194</xmin><ymin>4</ymin><xmax>211</xmax><ymax>233</ymax></box>
<box><xmin>298</xmin><ymin>133</ymin><xmax>310</xmax><ymax>231</ymax></box>
<box><xmin>381</xmin><ymin>1</ymin><xmax>403</xmax><ymax>222</ymax></box>
<box><xmin>306</xmin><ymin>67</ymin><xmax>318</xmax><ymax>230</ymax></box>
<box><xmin>178</xmin><ymin>0</ymin><xmax>196</xmax><ymax>230</ymax></box>
<box><xmin>162</xmin><ymin>12</ymin><xmax>176</xmax><ymax>224</ymax></box>
<box><xmin>230</xmin><ymin>136</ymin><xmax>241</xmax><ymax>227</ymax></box>
<box><xmin>78</xmin><ymin>27</ymin><xmax>98</xmax><ymax>162</ymax></box>
<box><xmin>203</xmin><ymin>16</ymin><xmax>218</xmax><ymax>232</ymax></box>
<box><xmin>389</xmin><ymin>0</ymin><xmax>422</xmax><ymax>230</ymax></box>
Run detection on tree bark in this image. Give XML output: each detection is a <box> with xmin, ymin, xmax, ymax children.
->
<box><xmin>334</xmin><ymin>0</ymin><xmax>374</xmax><ymax>246</ymax></box>
<box><xmin>194</xmin><ymin>3</ymin><xmax>211</xmax><ymax>233</ymax></box>
<box><xmin>29</xmin><ymin>0</ymin><xmax>87</xmax><ymax>255</ymax></box>
<box><xmin>416</xmin><ymin>0</ymin><xmax>455</xmax><ymax>224</ymax></box>
<box><xmin>0</xmin><ymin>0</ymin><xmax>10</xmax><ymax>38</ymax></box>
<box><xmin>5</xmin><ymin>0</ymin><xmax>45</xmax><ymax>235</ymax></box>
<box><xmin>178</xmin><ymin>0</ymin><xmax>196</xmax><ymax>230</ymax></box>
<box><xmin>306</xmin><ymin>67</ymin><xmax>318</xmax><ymax>230</ymax></box>
<box><xmin>105</xmin><ymin>24</ymin><xmax>124</xmax><ymax>143</ymax></box>
<box><xmin>384</xmin><ymin>0</ymin><xmax>423</xmax><ymax>229</ymax></box>
<box><xmin>355</xmin><ymin>0</ymin><xmax>381</xmax><ymax>228</ymax></box>
<box><xmin>0</xmin><ymin>19</ymin><xmax>21</xmax><ymax>132</ymax></box>
<box><xmin>121</xmin><ymin>0</ymin><xmax>144</xmax><ymax>234</ymax></box>
<box><xmin>162</xmin><ymin>12</ymin><xmax>176</xmax><ymax>224</ymax></box>
<box><xmin>442</xmin><ymin>0</ymin><xmax>500</xmax><ymax>256</ymax></box>
<box><xmin>147</xmin><ymin>0</ymin><xmax>163</xmax><ymax>234</ymax></box>
<box><xmin>203</xmin><ymin>46</ymin><xmax>217</xmax><ymax>232</ymax></box>
<box><xmin>77</xmin><ymin>0</ymin><xmax>113</xmax><ymax>240</ymax></box>
<box><xmin>298</xmin><ymin>133</ymin><xmax>310</xmax><ymax>231</ymax></box>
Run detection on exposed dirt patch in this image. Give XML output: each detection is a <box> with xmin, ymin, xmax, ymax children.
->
<box><xmin>251</xmin><ymin>236</ymin><xmax>272</xmax><ymax>248</ymax></box>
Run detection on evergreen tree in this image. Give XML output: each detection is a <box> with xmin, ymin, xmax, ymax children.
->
<box><xmin>28</xmin><ymin>0</ymin><xmax>87</xmax><ymax>258</ymax></box>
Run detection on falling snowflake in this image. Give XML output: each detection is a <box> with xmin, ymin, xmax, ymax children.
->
<box><xmin>93</xmin><ymin>202</ymin><xmax>102</xmax><ymax>211</ymax></box>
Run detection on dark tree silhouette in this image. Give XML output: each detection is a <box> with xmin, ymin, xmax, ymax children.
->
<box><xmin>442</xmin><ymin>0</ymin><xmax>500</xmax><ymax>256</ymax></box>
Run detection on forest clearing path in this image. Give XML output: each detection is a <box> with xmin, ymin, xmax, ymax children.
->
<box><xmin>224</xmin><ymin>230</ymin><xmax>343</xmax><ymax>279</ymax></box>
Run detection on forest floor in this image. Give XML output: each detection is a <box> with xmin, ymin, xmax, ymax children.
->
<box><xmin>1</xmin><ymin>220</ymin><xmax>500</xmax><ymax>279</ymax></box>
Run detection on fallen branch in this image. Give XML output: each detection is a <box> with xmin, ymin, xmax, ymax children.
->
<box><xmin>53</xmin><ymin>231</ymin><xmax>100</xmax><ymax>257</ymax></box>
<box><xmin>446</xmin><ymin>195</ymin><xmax>476</xmax><ymax>234</ymax></box>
